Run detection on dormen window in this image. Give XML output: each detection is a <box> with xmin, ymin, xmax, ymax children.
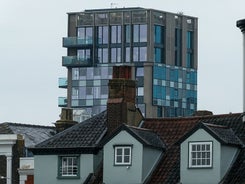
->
<box><xmin>189</xmin><ymin>142</ymin><xmax>212</xmax><ymax>168</ymax></box>
<box><xmin>114</xmin><ymin>146</ymin><xmax>132</xmax><ymax>165</ymax></box>
<box><xmin>58</xmin><ymin>156</ymin><xmax>80</xmax><ymax>178</ymax></box>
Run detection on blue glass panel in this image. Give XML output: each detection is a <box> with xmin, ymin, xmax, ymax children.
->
<box><xmin>187</xmin><ymin>31</ymin><xmax>193</xmax><ymax>49</ymax></box>
<box><xmin>155</xmin><ymin>48</ymin><xmax>161</xmax><ymax>63</ymax></box>
<box><xmin>154</xmin><ymin>25</ymin><xmax>162</xmax><ymax>44</ymax></box>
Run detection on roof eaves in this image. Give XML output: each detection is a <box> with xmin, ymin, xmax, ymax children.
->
<box><xmin>204</xmin><ymin>124</ymin><xmax>244</xmax><ymax>148</ymax></box>
<box><xmin>30</xmin><ymin>146</ymin><xmax>101</xmax><ymax>155</ymax></box>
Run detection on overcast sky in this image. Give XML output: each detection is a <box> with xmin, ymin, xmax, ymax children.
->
<box><xmin>0</xmin><ymin>0</ymin><xmax>244</xmax><ymax>125</ymax></box>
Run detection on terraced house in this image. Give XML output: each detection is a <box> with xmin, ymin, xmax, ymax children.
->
<box><xmin>32</xmin><ymin>66</ymin><xmax>245</xmax><ymax>184</ymax></box>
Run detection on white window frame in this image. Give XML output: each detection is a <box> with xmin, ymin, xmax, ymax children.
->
<box><xmin>114</xmin><ymin>146</ymin><xmax>132</xmax><ymax>166</ymax></box>
<box><xmin>60</xmin><ymin>156</ymin><xmax>79</xmax><ymax>177</ymax></box>
<box><xmin>188</xmin><ymin>141</ymin><xmax>212</xmax><ymax>168</ymax></box>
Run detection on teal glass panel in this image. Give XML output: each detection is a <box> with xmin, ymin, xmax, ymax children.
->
<box><xmin>154</xmin><ymin>48</ymin><xmax>161</xmax><ymax>63</ymax></box>
<box><xmin>154</xmin><ymin>25</ymin><xmax>162</xmax><ymax>44</ymax></box>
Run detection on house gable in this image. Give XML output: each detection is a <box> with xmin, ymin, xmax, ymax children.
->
<box><xmin>180</xmin><ymin>124</ymin><xmax>242</xmax><ymax>184</ymax></box>
<box><xmin>103</xmin><ymin>124</ymin><xmax>164</xmax><ymax>184</ymax></box>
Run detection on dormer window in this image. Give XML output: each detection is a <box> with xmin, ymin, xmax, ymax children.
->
<box><xmin>114</xmin><ymin>145</ymin><xmax>132</xmax><ymax>166</ymax></box>
<box><xmin>188</xmin><ymin>141</ymin><xmax>212</xmax><ymax>168</ymax></box>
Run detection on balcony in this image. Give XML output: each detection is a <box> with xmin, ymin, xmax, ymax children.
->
<box><xmin>63</xmin><ymin>37</ymin><xmax>92</xmax><ymax>47</ymax></box>
<box><xmin>62</xmin><ymin>56</ymin><xmax>92</xmax><ymax>67</ymax></box>
<box><xmin>58</xmin><ymin>97</ymin><xmax>67</xmax><ymax>107</ymax></box>
<box><xmin>58</xmin><ymin>78</ymin><xmax>67</xmax><ymax>88</ymax></box>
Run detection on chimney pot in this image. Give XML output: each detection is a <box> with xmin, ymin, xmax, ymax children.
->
<box><xmin>55</xmin><ymin>108</ymin><xmax>78</xmax><ymax>133</ymax></box>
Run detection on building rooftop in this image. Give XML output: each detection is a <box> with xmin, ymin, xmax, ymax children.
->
<box><xmin>32</xmin><ymin>111</ymin><xmax>107</xmax><ymax>154</ymax></box>
<box><xmin>0</xmin><ymin>122</ymin><xmax>55</xmax><ymax>147</ymax></box>
<box><xmin>31</xmin><ymin>110</ymin><xmax>245</xmax><ymax>183</ymax></box>
<box><xmin>142</xmin><ymin>112</ymin><xmax>245</xmax><ymax>183</ymax></box>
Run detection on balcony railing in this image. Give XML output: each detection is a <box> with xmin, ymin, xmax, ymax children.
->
<box><xmin>58</xmin><ymin>97</ymin><xmax>67</xmax><ymax>107</ymax></box>
<box><xmin>63</xmin><ymin>37</ymin><xmax>93</xmax><ymax>47</ymax></box>
<box><xmin>58</xmin><ymin>78</ymin><xmax>67</xmax><ymax>88</ymax></box>
<box><xmin>62</xmin><ymin>56</ymin><xmax>92</xmax><ymax>67</ymax></box>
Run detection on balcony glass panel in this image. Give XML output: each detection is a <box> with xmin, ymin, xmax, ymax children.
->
<box><xmin>62</xmin><ymin>56</ymin><xmax>92</xmax><ymax>67</ymax></box>
<box><xmin>59</xmin><ymin>78</ymin><xmax>67</xmax><ymax>88</ymax></box>
<box><xmin>63</xmin><ymin>37</ymin><xmax>92</xmax><ymax>47</ymax></box>
<box><xmin>58</xmin><ymin>97</ymin><xmax>67</xmax><ymax>107</ymax></box>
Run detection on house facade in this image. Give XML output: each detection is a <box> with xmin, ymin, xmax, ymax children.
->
<box><xmin>0</xmin><ymin>123</ymin><xmax>55</xmax><ymax>184</ymax></box>
<box><xmin>102</xmin><ymin>124</ymin><xmax>164</xmax><ymax>184</ymax></box>
<box><xmin>179</xmin><ymin>123</ymin><xmax>243</xmax><ymax>184</ymax></box>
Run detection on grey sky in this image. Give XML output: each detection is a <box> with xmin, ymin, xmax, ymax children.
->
<box><xmin>0</xmin><ymin>0</ymin><xmax>244</xmax><ymax>125</ymax></box>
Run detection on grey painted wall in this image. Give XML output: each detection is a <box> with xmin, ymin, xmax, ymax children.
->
<box><xmin>142</xmin><ymin>146</ymin><xmax>162</xmax><ymax>181</ymax></box>
<box><xmin>103</xmin><ymin>130</ymin><xmax>143</xmax><ymax>184</ymax></box>
<box><xmin>34</xmin><ymin>153</ymin><xmax>96</xmax><ymax>184</ymax></box>
<box><xmin>103</xmin><ymin>130</ymin><xmax>162</xmax><ymax>184</ymax></box>
<box><xmin>220</xmin><ymin>145</ymin><xmax>238</xmax><ymax>178</ymax></box>
<box><xmin>180</xmin><ymin>128</ymin><xmax>239</xmax><ymax>184</ymax></box>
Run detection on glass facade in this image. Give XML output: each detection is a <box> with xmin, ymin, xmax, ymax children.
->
<box><xmin>71</xmin><ymin>67</ymin><xmax>112</xmax><ymax>115</ymax></box>
<box><xmin>153</xmin><ymin>64</ymin><xmax>197</xmax><ymax>117</ymax></box>
<box><xmin>62</xmin><ymin>8</ymin><xmax>198</xmax><ymax>118</ymax></box>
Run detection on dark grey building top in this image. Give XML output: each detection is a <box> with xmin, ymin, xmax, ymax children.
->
<box><xmin>0</xmin><ymin>122</ymin><xmax>55</xmax><ymax>147</ymax></box>
<box><xmin>32</xmin><ymin>111</ymin><xmax>107</xmax><ymax>154</ymax></box>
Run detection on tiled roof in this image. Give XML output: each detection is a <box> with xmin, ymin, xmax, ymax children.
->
<box><xmin>177</xmin><ymin>122</ymin><xmax>244</xmax><ymax>147</ymax></box>
<box><xmin>142</xmin><ymin>116</ymin><xmax>199</xmax><ymax>183</ymax></box>
<box><xmin>0</xmin><ymin>122</ymin><xmax>55</xmax><ymax>147</ymax></box>
<box><xmin>32</xmin><ymin>111</ymin><xmax>107</xmax><ymax>154</ymax></box>
<box><xmin>128</xmin><ymin>125</ymin><xmax>165</xmax><ymax>149</ymax></box>
<box><xmin>29</xmin><ymin>110</ymin><xmax>245</xmax><ymax>183</ymax></box>
<box><xmin>204</xmin><ymin>123</ymin><xmax>244</xmax><ymax>147</ymax></box>
<box><xmin>141</xmin><ymin>113</ymin><xmax>245</xmax><ymax>184</ymax></box>
<box><xmin>101</xmin><ymin>124</ymin><xmax>165</xmax><ymax>150</ymax></box>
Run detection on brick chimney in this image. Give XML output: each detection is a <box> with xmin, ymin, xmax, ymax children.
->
<box><xmin>55</xmin><ymin>108</ymin><xmax>78</xmax><ymax>133</ymax></box>
<box><xmin>107</xmin><ymin>66</ymin><xmax>143</xmax><ymax>134</ymax></box>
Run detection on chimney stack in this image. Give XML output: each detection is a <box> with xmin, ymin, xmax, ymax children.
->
<box><xmin>107</xmin><ymin>66</ymin><xmax>143</xmax><ymax>134</ymax></box>
<box><xmin>55</xmin><ymin>108</ymin><xmax>78</xmax><ymax>133</ymax></box>
<box><xmin>236</xmin><ymin>19</ymin><xmax>245</xmax><ymax>121</ymax></box>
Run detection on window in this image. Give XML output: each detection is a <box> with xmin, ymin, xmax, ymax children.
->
<box><xmin>154</xmin><ymin>25</ymin><xmax>164</xmax><ymax>44</ymax></box>
<box><xmin>77</xmin><ymin>27</ymin><xmax>93</xmax><ymax>44</ymax></box>
<box><xmin>111</xmin><ymin>25</ymin><xmax>121</xmax><ymax>44</ymax></box>
<box><xmin>175</xmin><ymin>28</ymin><xmax>182</xmax><ymax>66</ymax></box>
<box><xmin>114</xmin><ymin>146</ymin><xmax>132</xmax><ymax>165</ymax></box>
<box><xmin>111</xmin><ymin>48</ymin><xmax>121</xmax><ymax>63</ymax></box>
<box><xmin>133</xmin><ymin>47</ymin><xmax>147</xmax><ymax>62</ymax></box>
<box><xmin>98</xmin><ymin>26</ymin><xmax>108</xmax><ymax>44</ymax></box>
<box><xmin>189</xmin><ymin>142</ymin><xmax>212</xmax><ymax>168</ymax></box>
<box><xmin>125</xmin><ymin>25</ymin><xmax>131</xmax><ymax>43</ymax></box>
<box><xmin>98</xmin><ymin>48</ymin><xmax>108</xmax><ymax>63</ymax></box>
<box><xmin>58</xmin><ymin>156</ymin><xmax>80</xmax><ymax>178</ymax></box>
<box><xmin>77</xmin><ymin>49</ymin><xmax>91</xmax><ymax>62</ymax></box>
<box><xmin>133</xmin><ymin>24</ymin><xmax>147</xmax><ymax>43</ymax></box>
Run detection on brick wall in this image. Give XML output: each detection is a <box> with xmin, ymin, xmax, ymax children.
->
<box><xmin>25</xmin><ymin>175</ymin><xmax>34</xmax><ymax>184</ymax></box>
